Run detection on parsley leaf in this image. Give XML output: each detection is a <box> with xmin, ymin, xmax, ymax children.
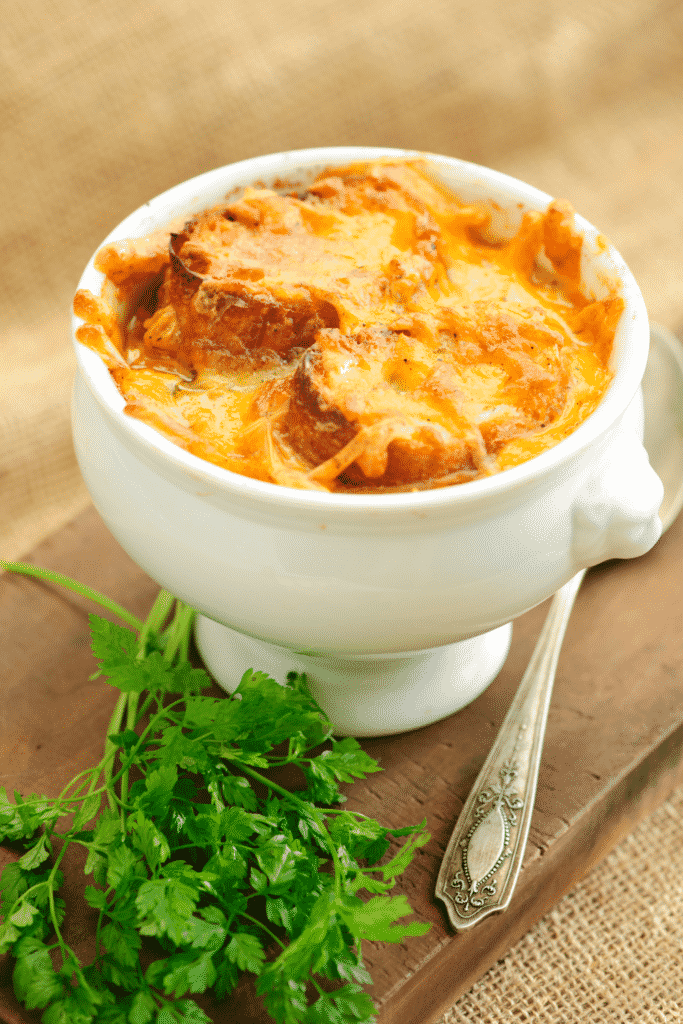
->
<box><xmin>0</xmin><ymin>569</ymin><xmax>431</xmax><ymax>1024</ymax></box>
<box><xmin>12</xmin><ymin>935</ymin><xmax>64</xmax><ymax>1010</ymax></box>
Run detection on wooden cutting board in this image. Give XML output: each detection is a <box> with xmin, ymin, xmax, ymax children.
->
<box><xmin>2</xmin><ymin>504</ymin><xmax>683</xmax><ymax>1024</ymax></box>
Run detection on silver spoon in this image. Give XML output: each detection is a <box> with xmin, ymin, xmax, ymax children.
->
<box><xmin>436</xmin><ymin>323</ymin><xmax>683</xmax><ymax>931</ymax></box>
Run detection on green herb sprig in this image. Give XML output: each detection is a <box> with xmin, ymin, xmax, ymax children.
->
<box><xmin>0</xmin><ymin>563</ymin><xmax>430</xmax><ymax>1024</ymax></box>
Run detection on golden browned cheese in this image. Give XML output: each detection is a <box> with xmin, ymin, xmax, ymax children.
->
<box><xmin>74</xmin><ymin>161</ymin><xmax>622</xmax><ymax>492</ymax></box>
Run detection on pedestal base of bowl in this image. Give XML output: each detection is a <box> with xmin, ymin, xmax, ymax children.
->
<box><xmin>194</xmin><ymin>616</ymin><xmax>513</xmax><ymax>737</ymax></box>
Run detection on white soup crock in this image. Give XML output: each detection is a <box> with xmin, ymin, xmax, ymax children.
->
<box><xmin>71</xmin><ymin>147</ymin><xmax>663</xmax><ymax>736</ymax></box>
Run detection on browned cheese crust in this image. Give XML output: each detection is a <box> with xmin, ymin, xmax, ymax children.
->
<box><xmin>74</xmin><ymin>161</ymin><xmax>622</xmax><ymax>492</ymax></box>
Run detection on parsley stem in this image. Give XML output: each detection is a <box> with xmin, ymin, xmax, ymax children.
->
<box><xmin>241</xmin><ymin>912</ymin><xmax>286</xmax><ymax>950</ymax></box>
<box><xmin>310</xmin><ymin>977</ymin><xmax>334</xmax><ymax>1007</ymax></box>
<box><xmin>134</xmin><ymin>696</ymin><xmax>188</xmax><ymax>745</ymax></box>
<box><xmin>141</xmin><ymin>589</ymin><xmax>176</xmax><ymax>649</ymax></box>
<box><xmin>104</xmin><ymin>692</ymin><xmax>128</xmax><ymax>813</ymax></box>
<box><xmin>120</xmin><ymin>696</ymin><xmax>140</xmax><ymax>813</ymax></box>
<box><xmin>176</xmin><ymin>604</ymin><xmax>195</xmax><ymax>662</ymax></box>
<box><xmin>107</xmin><ymin>589</ymin><xmax>175</xmax><ymax>813</ymax></box>
<box><xmin>0</xmin><ymin>561</ymin><xmax>145</xmax><ymax>631</ymax></box>
<box><xmin>134</xmin><ymin>690</ymin><xmax>157</xmax><ymax>724</ymax></box>
<box><xmin>161</xmin><ymin>600</ymin><xmax>195</xmax><ymax>664</ymax></box>
<box><xmin>79</xmin><ymin>697</ymin><xmax>189</xmax><ymax>809</ymax></box>
<box><xmin>3</xmin><ymin>881</ymin><xmax>49</xmax><ymax>920</ymax></box>
<box><xmin>47</xmin><ymin>839</ymin><xmax>98</xmax><ymax>999</ymax></box>
<box><xmin>120</xmin><ymin>695</ymin><xmax>138</xmax><ymax>814</ymax></box>
<box><xmin>125</xmin><ymin>694</ymin><xmax>140</xmax><ymax>733</ymax></box>
<box><xmin>55</xmin><ymin>765</ymin><xmax>99</xmax><ymax>804</ymax></box>
<box><xmin>94</xmin><ymin>885</ymin><xmax>114</xmax><ymax>964</ymax></box>
<box><xmin>119</xmin><ymin>590</ymin><xmax>174</xmax><ymax>810</ymax></box>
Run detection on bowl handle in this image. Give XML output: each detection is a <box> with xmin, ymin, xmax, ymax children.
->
<box><xmin>571</xmin><ymin>423</ymin><xmax>663</xmax><ymax>568</ymax></box>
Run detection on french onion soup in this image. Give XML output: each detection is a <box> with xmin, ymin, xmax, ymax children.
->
<box><xmin>74</xmin><ymin>161</ymin><xmax>622</xmax><ymax>493</ymax></box>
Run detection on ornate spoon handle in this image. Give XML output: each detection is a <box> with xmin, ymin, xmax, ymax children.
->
<box><xmin>435</xmin><ymin>570</ymin><xmax>586</xmax><ymax>930</ymax></box>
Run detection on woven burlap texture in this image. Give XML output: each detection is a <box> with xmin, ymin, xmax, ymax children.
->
<box><xmin>4</xmin><ymin>1</ymin><xmax>683</xmax><ymax>1020</ymax></box>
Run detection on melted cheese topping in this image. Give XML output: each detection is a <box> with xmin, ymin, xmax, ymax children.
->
<box><xmin>74</xmin><ymin>160</ymin><xmax>622</xmax><ymax>492</ymax></box>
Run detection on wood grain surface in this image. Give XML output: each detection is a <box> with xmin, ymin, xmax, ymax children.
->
<box><xmin>1</xmin><ymin>503</ymin><xmax>683</xmax><ymax>1023</ymax></box>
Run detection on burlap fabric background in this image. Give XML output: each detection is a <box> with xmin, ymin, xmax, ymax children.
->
<box><xmin>3</xmin><ymin>0</ymin><xmax>683</xmax><ymax>1019</ymax></box>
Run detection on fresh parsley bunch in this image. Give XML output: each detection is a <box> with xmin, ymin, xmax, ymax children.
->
<box><xmin>0</xmin><ymin>564</ymin><xmax>430</xmax><ymax>1024</ymax></box>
